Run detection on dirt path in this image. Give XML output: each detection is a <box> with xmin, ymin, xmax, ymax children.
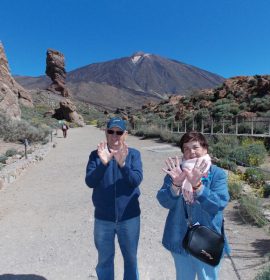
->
<box><xmin>0</xmin><ymin>126</ymin><xmax>269</xmax><ymax>280</ymax></box>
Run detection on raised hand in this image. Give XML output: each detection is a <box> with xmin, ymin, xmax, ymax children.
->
<box><xmin>162</xmin><ymin>156</ymin><xmax>186</xmax><ymax>186</ymax></box>
<box><xmin>183</xmin><ymin>158</ymin><xmax>208</xmax><ymax>187</ymax></box>
<box><xmin>111</xmin><ymin>142</ymin><xmax>128</xmax><ymax>167</ymax></box>
<box><xmin>97</xmin><ymin>141</ymin><xmax>113</xmax><ymax>165</ymax></box>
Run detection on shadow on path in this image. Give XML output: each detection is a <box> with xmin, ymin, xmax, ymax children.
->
<box><xmin>0</xmin><ymin>275</ymin><xmax>47</xmax><ymax>280</ymax></box>
<box><xmin>251</xmin><ymin>239</ymin><xmax>270</xmax><ymax>258</ymax></box>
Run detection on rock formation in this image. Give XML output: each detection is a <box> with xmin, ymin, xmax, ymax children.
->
<box><xmin>0</xmin><ymin>42</ymin><xmax>33</xmax><ymax>120</ymax></box>
<box><xmin>46</xmin><ymin>48</ymin><xmax>69</xmax><ymax>97</ymax></box>
<box><xmin>53</xmin><ymin>99</ymin><xmax>84</xmax><ymax>126</ymax></box>
<box><xmin>45</xmin><ymin>49</ymin><xmax>84</xmax><ymax>125</ymax></box>
<box><xmin>137</xmin><ymin>75</ymin><xmax>270</xmax><ymax>122</ymax></box>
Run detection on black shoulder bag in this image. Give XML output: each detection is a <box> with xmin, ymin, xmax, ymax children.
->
<box><xmin>182</xmin><ymin>202</ymin><xmax>225</xmax><ymax>267</ymax></box>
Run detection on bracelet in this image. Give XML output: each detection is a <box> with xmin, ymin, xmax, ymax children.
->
<box><xmin>192</xmin><ymin>181</ymin><xmax>202</xmax><ymax>190</ymax></box>
<box><xmin>172</xmin><ymin>182</ymin><xmax>182</xmax><ymax>188</ymax></box>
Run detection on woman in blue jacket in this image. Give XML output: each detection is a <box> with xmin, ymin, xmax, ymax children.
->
<box><xmin>156</xmin><ymin>132</ymin><xmax>230</xmax><ymax>280</ymax></box>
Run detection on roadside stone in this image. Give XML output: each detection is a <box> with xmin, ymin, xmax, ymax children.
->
<box><xmin>5</xmin><ymin>157</ymin><xmax>17</xmax><ymax>165</ymax></box>
<box><xmin>264</xmin><ymin>209</ymin><xmax>270</xmax><ymax>222</ymax></box>
<box><xmin>0</xmin><ymin>142</ymin><xmax>54</xmax><ymax>188</ymax></box>
<box><xmin>0</xmin><ymin>177</ymin><xmax>4</xmax><ymax>189</ymax></box>
<box><xmin>14</xmin><ymin>154</ymin><xmax>22</xmax><ymax>159</ymax></box>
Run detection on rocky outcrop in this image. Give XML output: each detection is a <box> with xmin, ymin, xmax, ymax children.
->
<box><xmin>53</xmin><ymin>99</ymin><xmax>84</xmax><ymax>126</ymax></box>
<box><xmin>46</xmin><ymin>48</ymin><xmax>69</xmax><ymax>97</ymax></box>
<box><xmin>0</xmin><ymin>42</ymin><xmax>33</xmax><ymax>119</ymax></box>
<box><xmin>135</xmin><ymin>75</ymin><xmax>270</xmax><ymax>122</ymax></box>
<box><xmin>46</xmin><ymin>48</ymin><xmax>81</xmax><ymax>124</ymax></box>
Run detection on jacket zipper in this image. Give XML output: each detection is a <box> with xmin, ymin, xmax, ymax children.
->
<box><xmin>113</xmin><ymin>158</ymin><xmax>118</xmax><ymax>223</ymax></box>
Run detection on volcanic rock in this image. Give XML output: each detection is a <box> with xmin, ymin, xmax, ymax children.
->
<box><xmin>46</xmin><ymin>48</ymin><xmax>69</xmax><ymax>97</ymax></box>
<box><xmin>0</xmin><ymin>42</ymin><xmax>33</xmax><ymax>119</ymax></box>
<box><xmin>53</xmin><ymin>99</ymin><xmax>84</xmax><ymax>126</ymax></box>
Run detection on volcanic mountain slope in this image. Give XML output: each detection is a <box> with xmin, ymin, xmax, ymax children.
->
<box><xmin>67</xmin><ymin>52</ymin><xmax>224</xmax><ymax>99</ymax></box>
<box><xmin>15</xmin><ymin>52</ymin><xmax>225</xmax><ymax>109</ymax></box>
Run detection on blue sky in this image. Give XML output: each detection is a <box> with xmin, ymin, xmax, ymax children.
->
<box><xmin>1</xmin><ymin>0</ymin><xmax>270</xmax><ymax>78</ymax></box>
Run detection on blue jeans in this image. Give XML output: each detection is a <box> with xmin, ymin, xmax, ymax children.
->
<box><xmin>172</xmin><ymin>252</ymin><xmax>221</xmax><ymax>280</ymax></box>
<box><xmin>94</xmin><ymin>216</ymin><xmax>140</xmax><ymax>280</ymax></box>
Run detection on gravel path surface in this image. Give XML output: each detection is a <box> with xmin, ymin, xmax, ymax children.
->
<box><xmin>0</xmin><ymin>126</ymin><xmax>269</xmax><ymax>280</ymax></box>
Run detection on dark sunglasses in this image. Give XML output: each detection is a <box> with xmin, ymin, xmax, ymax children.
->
<box><xmin>107</xmin><ymin>129</ymin><xmax>124</xmax><ymax>136</ymax></box>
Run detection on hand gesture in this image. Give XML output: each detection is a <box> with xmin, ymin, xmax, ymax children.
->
<box><xmin>97</xmin><ymin>141</ymin><xmax>113</xmax><ymax>165</ymax></box>
<box><xmin>111</xmin><ymin>142</ymin><xmax>128</xmax><ymax>167</ymax></box>
<box><xmin>162</xmin><ymin>156</ymin><xmax>186</xmax><ymax>186</ymax></box>
<box><xmin>183</xmin><ymin>158</ymin><xmax>208</xmax><ymax>187</ymax></box>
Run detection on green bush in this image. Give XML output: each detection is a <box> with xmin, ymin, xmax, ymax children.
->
<box><xmin>231</xmin><ymin>143</ymin><xmax>267</xmax><ymax>166</ymax></box>
<box><xmin>264</xmin><ymin>138</ymin><xmax>270</xmax><ymax>152</ymax></box>
<box><xmin>0</xmin><ymin>113</ymin><xmax>50</xmax><ymax>143</ymax></box>
<box><xmin>237</xmin><ymin>123</ymin><xmax>253</xmax><ymax>134</ymax></box>
<box><xmin>228</xmin><ymin>182</ymin><xmax>242</xmax><ymax>200</ymax></box>
<box><xmin>96</xmin><ymin>119</ymin><xmax>107</xmax><ymax>129</ymax></box>
<box><xmin>217</xmin><ymin>159</ymin><xmax>237</xmax><ymax>172</ymax></box>
<box><xmin>239</xmin><ymin>194</ymin><xmax>268</xmax><ymax>227</ymax></box>
<box><xmin>211</xmin><ymin>136</ymin><xmax>239</xmax><ymax>160</ymax></box>
<box><xmin>5</xmin><ymin>148</ymin><xmax>17</xmax><ymax>157</ymax></box>
<box><xmin>74</xmin><ymin>101</ymin><xmax>105</xmax><ymax>124</ymax></box>
<box><xmin>195</xmin><ymin>108</ymin><xmax>211</xmax><ymax>120</ymax></box>
<box><xmin>132</xmin><ymin>129</ymin><xmax>144</xmax><ymax>137</ymax></box>
<box><xmin>139</xmin><ymin>125</ymin><xmax>161</xmax><ymax>138</ymax></box>
<box><xmin>21</xmin><ymin>104</ymin><xmax>59</xmax><ymax>128</ymax></box>
<box><xmin>254</xmin><ymin>265</ymin><xmax>270</xmax><ymax>280</ymax></box>
<box><xmin>0</xmin><ymin>155</ymin><xmax>7</xmax><ymax>164</ymax></box>
<box><xmin>228</xmin><ymin>173</ymin><xmax>243</xmax><ymax>200</ymax></box>
<box><xmin>244</xmin><ymin>167</ymin><xmax>270</xmax><ymax>197</ymax></box>
<box><xmin>160</xmin><ymin>130</ymin><xmax>175</xmax><ymax>142</ymax></box>
<box><xmin>250</xmin><ymin>96</ymin><xmax>270</xmax><ymax>112</ymax></box>
<box><xmin>244</xmin><ymin>168</ymin><xmax>265</xmax><ymax>188</ymax></box>
<box><xmin>263</xmin><ymin>182</ymin><xmax>270</xmax><ymax>198</ymax></box>
<box><xmin>212</xmin><ymin>99</ymin><xmax>240</xmax><ymax>119</ymax></box>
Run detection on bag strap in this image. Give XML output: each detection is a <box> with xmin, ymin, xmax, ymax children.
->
<box><xmin>183</xmin><ymin>199</ymin><xmax>192</xmax><ymax>227</ymax></box>
<box><xmin>183</xmin><ymin>199</ymin><xmax>224</xmax><ymax>236</ymax></box>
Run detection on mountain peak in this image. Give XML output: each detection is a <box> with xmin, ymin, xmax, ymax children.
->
<box><xmin>131</xmin><ymin>51</ymin><xmax>151</xmax><ymax>64</ymax></box>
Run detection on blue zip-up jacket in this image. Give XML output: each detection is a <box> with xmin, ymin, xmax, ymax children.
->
<box><xmin>156</xmin><ymin>165</ymin><xmax>230</xmax><ymax>255</ymax></box>
<box><xmin>85</xmin><ymin>147</ymin><xmax>143</xmax><ymax>222</ymax></box>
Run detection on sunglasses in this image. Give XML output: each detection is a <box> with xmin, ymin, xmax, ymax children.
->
<box><xmin>107</xmin><ymin>129</ymin><xmax>124</xmax><ymax>136</ymax></box>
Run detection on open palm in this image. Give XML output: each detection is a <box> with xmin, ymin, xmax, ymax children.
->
<box><xmin>111</xmin><ymin>142</ymin><xmax>128</xmax><ymax>167</ymax></box>
<box><xmin>97</xmin><ymin>141</ymin><xmax>113</xmax><ymax>165</ymax></box>
<box><xmin>162</xmin><ymin>156</ymin><xmax>186</xmax><ymax>186</ymax></box>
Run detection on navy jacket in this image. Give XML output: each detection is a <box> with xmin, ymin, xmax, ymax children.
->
<box><xmin>85</xmin><ymin>148</ymin><xmax>143</xmax><ymax>222</ymax></box>
<box><xmin>157</xmin><ymin>165</ymin><xmax>230</xmax><ymax>255</ymax></box>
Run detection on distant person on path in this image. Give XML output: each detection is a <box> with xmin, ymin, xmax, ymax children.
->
<box><xmin>85</xmin><ymin>117</ymin><xmax>143</xmax><ymax>280</ymax></box>
<box><xmin>156</xmin><ymin>131</ymin><xmax>230</xmax><ymax>280</ymax></box>
<box><xmin>61</xmin><ymin>123</ymin><xmax>68</xmax><ymax>138</ymax></box>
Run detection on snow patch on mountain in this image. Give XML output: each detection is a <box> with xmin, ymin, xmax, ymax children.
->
<box><xmin>131</xmin><ymin>52</ymin><xmax>150</xmax><ymax>64</ymax></box>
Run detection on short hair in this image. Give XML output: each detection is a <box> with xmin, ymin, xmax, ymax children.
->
<box><xmin>179</xmin><ymin>131</ymin><xmax>208</xmax><ymax>152</ymax></box>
